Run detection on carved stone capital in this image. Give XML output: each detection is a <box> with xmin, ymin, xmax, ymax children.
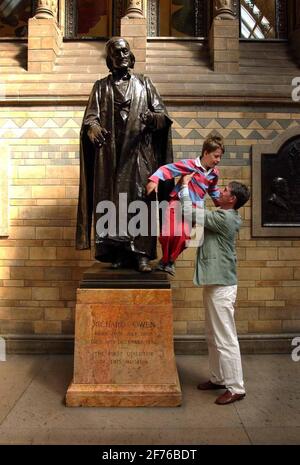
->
<box><xmin>213</xmin><ymin>0</ymin><xmax>235</xmax><ymax>20</ymax></box>
<box><xmin>35</xmin><ymin>0</ymin><xmax>58</xmax><ymax>20</ymax></box>
<box><xmin>125</xmin><ymin>0</ymin><xmax>144</xmax><ymax>18</ymax></box>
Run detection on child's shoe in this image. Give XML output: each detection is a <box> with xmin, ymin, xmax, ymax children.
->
<box><xmin>164</xmin><ymin>262</ymin><xmax>175</xmax><ymax>277</ymax></box>
<box><xmin>155</xmin><ymin>259</ymin><xmax>166</xmax><ymax>272</ymax></box>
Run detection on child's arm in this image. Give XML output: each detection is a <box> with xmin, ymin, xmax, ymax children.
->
<box><xmin>146</xmin><ymin>159</ymin><xmax>195</xmax><ymax>195</ymax></box>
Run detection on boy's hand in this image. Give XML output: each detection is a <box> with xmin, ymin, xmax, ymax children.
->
<box><xmin>181</xmin><ymin>173</ymin><xmax>195</xmax><ymax>186</ymax></box>
<box><xmin>146</xmin><ymin>180</ymin><xmax>158</xmax><ymax>195</ymax></box>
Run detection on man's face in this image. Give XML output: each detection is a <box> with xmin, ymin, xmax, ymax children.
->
<box><xmin>201</xmin><ymin>148</ymin><xmax>223</xmax><ymax>169</ymax></box>
<box><xmin>219</xmin><ymin>184</ymin><xmax>235</xmax><ymax>207</ymax></box>
<box><xmin>109</xmin><ymin>39</ymin><xmax>130</xmax><ymax>70</ymax></box>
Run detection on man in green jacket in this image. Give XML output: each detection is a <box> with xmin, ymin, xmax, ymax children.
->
<box><xmin>179</xmin><ymin>176</ymin><xmax>250</xmax><ymax>405</ymax></box>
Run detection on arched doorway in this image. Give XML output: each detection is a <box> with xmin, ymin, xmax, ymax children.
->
<box><xmin>239</xmin><ymin>0</ymin><xmax>288</xmax><ymax>39</ymax></box>
<box><xmin>0</xmin><ymin>0</ymin><xmax>35</xmax><ymax>38</ymax></box>
<box><xmin>147</xmin><ymin>0</ymin><xmax>208</xmax><ymax>37</ymax></box>
<box><xmin>65</xmin><ymin>0</ymin><xmax>118</xmax><ymax>39</ymax></box>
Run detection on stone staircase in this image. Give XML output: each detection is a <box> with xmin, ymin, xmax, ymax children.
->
<box><xmin>0</xmin><ymin>41</ymin><xmax>27</xmax><ymax>74</ymax></box>
<box><xmin>0</xmin><ymin>38</ymin><xmax>299</xmax><ymax>101</ymax></box>
<box><xmin>146</xmin><ymin>39</ymin><xmax>299</xmax><ymax>99</ymax></box>
<box><xmin>53</xmin><ymin>40</ymin><xmax>107</xmax><ymax>76</ymax></box>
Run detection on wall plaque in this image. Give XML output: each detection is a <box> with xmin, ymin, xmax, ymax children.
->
<box><xmin>252</xmin><ymin>127</ymin><xmax>300</xmax><ymax>237</ymax></box>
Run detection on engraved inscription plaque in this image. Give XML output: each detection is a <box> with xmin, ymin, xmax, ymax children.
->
<box><xmin>75</xmin><ymin>301</ymin><xmax>176</xmax><ymax>385</ymax></box>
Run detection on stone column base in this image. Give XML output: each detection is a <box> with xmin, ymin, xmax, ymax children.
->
<box><xmin>209</xmin><ymin>18</ymin><xmax>239</xmax><ymax>73</ymax></box>
<box><xmin>66</xmin><ymin>286</ymin><xmax>182</xmax><ymax>407</ymax></box>
<box><xmin>28</xmin><ymin>17</ymin><xmax>62</xmax><ymax>73</ymax></box>
<box><xmin>120</xmin><ymin>16</ymin><xmax>147</xmax><ymax>74</ymax></box>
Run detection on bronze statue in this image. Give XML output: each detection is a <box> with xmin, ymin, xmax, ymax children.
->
<box><xmin>76</xmin><ymin>37</ymin><xmax>173</xmax><ymax>272</ymax></box>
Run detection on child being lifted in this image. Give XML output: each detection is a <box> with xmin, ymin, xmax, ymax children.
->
<box><xmin>146</xmin><ymin>135</ymin><xmax>224</xmax><ymax>276</ymax></box>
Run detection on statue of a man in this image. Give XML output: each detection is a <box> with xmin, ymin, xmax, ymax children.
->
<box><xmin>76</xmin><ymin>37</ymin><xmax>173</xmax><ymax>272</ymax></box>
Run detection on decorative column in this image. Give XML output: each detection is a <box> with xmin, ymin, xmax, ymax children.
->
<box><xmin>35</xmin><ymin>0</ymin><xmax>58</xmax><ymax>19</ymax></box>
<box><xmin>209</xmin><ymin>0</ymin><xmax>239</xmax><ymax>72</ymax></box>
<box><xmin>125</xmin><ymin>0</ymin><xmax>144</xmax><ymax>18</ymax></box>
<box><xmin>214</xmin><ymin>0</ymin><xmax>235</xmax><ymax>20</ymax></box>
<box><xmin>121</xmin><ymin>0</ymin><xmax>147</xmax><ymax>73</ymax></box>
<box><xmin>28</xmin><ymin>0</ymin><xmax>62</xmax><ymax>73</ymax></box>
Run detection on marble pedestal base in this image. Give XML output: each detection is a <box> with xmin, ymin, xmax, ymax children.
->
<box><xmin>66</xmin><ymin>265</ymin><xmax>182</xmax><ymax>407</ymax></box>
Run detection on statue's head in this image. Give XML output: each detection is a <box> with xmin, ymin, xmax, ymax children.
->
<box><xmin>271</xmin><ymin>177</ymin><xmax>289</xmax><ymax>197</ymax></box>
<box><xmin>105</xmin><ymin>37</ymin><xmax>135</xmax><ymax>72</ymax></box>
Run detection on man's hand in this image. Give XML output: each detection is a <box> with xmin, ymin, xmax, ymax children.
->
<box><xmin>177</xmin><ymin>173</ymin><xmax>195</xmax><ymax>188</ymax></box>
<box><xmin>87</xmin><ymin>124</ymin><xmax>109</xmax><ymax>147</ymax></box>
<box><xmin>181</xmin><ymin>173</ymin><xmax>195</xmax><ymax>186</ymax></box>
<box><xmin>140</xmin><ymin>110</ymin><xmax>155</xmax><ymax>128</ymax></box>
<box><xmin>146</xmin><ymin>180</ymin><xmax>158</xmax><ymax>195</ymax></box>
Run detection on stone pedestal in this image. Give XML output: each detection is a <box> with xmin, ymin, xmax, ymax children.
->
<box><xmin>209</xmin><ymin>18</ymin><xmax>239</xmax><ymax>73</ymax></box>
<box><xmin>66</xmin><ymin>264</ymin><xmax>182</xmax><ymax>407</ymax></box>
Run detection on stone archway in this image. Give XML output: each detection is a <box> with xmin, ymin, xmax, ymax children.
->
<box><xmin>0</xmin><ymin>0</ymin><xmax>36</xmax><ymax>38</ymax></box>
<box><xmin>147</xmin><ymin>0</ymin><xmax>209</xmax><ymax>37</ymax></box>
<box><xmin>64</xmin><ymin>0</ymin><xmax>124</xmax><ymax>39</ymax></box>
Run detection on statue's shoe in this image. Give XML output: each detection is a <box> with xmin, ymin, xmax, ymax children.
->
<box><xmin>111</xmin><ymin>259</ymin><xmax>124</xmax><ymax>269</ymax></box>
<box><xmin>137</xmin><ymin>257</ymin><xmax>152</xmax><ymax>273</ymax></box>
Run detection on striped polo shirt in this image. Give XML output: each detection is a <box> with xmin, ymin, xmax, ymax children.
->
<box><xmin>149</xmin><ymin>157</ymin><xmax>220</xmax><ymax>206</ymax></box>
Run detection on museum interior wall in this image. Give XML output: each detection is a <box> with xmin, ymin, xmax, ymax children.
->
<box><xmin>0</xmin><ymin>0</ymin><xmax>300</xmax><ymax>353</ymax></box>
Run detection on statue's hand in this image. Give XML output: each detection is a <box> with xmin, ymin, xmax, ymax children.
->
<box><xmin>140</xmin><ymin>110</ymin><xmax>155</xmax><ymax>128</ymax></box>
<box><xmin>87</xmin><ymin>124</ymin><xmax>109</xmax><ymax>147</ymax></box>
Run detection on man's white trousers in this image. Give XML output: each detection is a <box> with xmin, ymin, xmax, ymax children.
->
<box><xmin>203</xmin><ymin>285</ymin><xmax>245</xmax><ymax>394</ymax></box>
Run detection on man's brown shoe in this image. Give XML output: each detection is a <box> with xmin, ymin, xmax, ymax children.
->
<box><xmin>215</xmin><ymin>389</ymin><xmax>246</xmax><ymax>405</ymax></box>
<box><xmin>197</xmin><ymin>380</ymin><xmax>226</xmax><ymax>390</ymax></box>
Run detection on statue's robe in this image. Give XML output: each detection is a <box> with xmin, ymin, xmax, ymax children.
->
<box><xmin>76</xmin><ymin>73</ymin><xmax>173</xmax><ymax>262</ymax></box>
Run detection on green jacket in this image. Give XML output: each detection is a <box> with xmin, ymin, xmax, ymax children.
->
<box><xmin>180</xmin><ymin>190</ymin><xmax>242</xmax><ymax>286</ymax></box>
